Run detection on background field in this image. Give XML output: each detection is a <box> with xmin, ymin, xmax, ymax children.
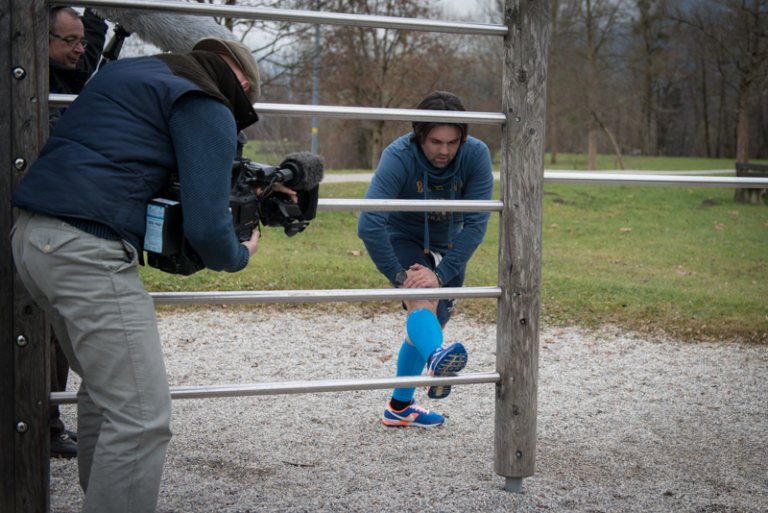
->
<box><xmin>141</xmin><ymin>154</ymin><xmax>768</xmax><ymax>344</ymax></box>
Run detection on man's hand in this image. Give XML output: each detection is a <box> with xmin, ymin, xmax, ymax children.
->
<box><xmin>404</xmin><ymin>263</ymin><xmax>440</xmax><ymax>288</ymax></box>
<box><xmin>254</xmin><ymin>182</ymin><xmax>298</xmax><ymax>203</ymax></box>
<box><xmin>241</xmin><ymin>229</ymin><xmax>260</xmax><ymax>256</ymax></box>
<box><xmin>271</xmin><ymin>182</ymin><xmax>298</xmax><ymax>203</ymax></box>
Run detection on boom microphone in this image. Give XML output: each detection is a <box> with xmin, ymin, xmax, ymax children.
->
<box><xmin>92</xmin><ymin>1</ymin><xmax>236</xmax><ymax>53</ymax></box>
<box><xmin>237</xmin><ymin>152</ymin><xmax>324</xmax><ymax>191</ymax></box>
<box><xmin>278</xmin><ymin>152</ymin><xmax>325</xmax><ymax>191</ymax></box>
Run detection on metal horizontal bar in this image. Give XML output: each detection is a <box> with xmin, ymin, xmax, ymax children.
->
<box><xmin>48</xmin><ymin>97</ymin><xmax>762</xmax><ymax>189</ymax></box>
<box><xmin>51</xmin><ymin>371</ymin><xmax>501</xmax><ymax>404</ymax></box>
<box><xmin>252</xmin><ymin>103</ymin><xmax>506</xmax><ymax>124</ymax></box>
<box><xmin>317</xmin><ymin>199</ymin><xmax>503</xmax><ymax>212</ymax></box>
<box><xmin>48</xmin><ymin>95</ymin><xmax>505</xmax><ymax>125</ymax></box>
<box><xmin>62</xmin><ymin>0</ymin><xmax>508</xmax><ymax>36</ymax></box>
<box><xmin>150</xmin><ymin>286</ymin><xmax>501</xmax><ymax>305</ymax></box>
<box><xmin>544</xmin><ymin>171</ymin><xmax>768</xmax><ymax>188</ymax></box>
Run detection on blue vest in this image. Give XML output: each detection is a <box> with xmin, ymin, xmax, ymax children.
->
<box><xmin>13</xmin><ymin>57</ymin><xmax>207</xmax><ymax>251</ymax></box>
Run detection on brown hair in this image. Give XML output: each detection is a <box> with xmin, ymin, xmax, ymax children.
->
<box><xmin>411</xmin><ymin>91</ymin><xmax>468</xmax><ymax>145</ymax></box>
<box><xmin>49</xmin><ymin>6</ymin><xmax>80</xmax><ymax>31</ymax></box>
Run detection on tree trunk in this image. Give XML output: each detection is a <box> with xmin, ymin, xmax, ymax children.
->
<box><xmin>369</xmin><ymin>120</ymin><xmax>385</xmax><ymax>169</ymax></box>
<box><xmin>548</xmin><ymin>94</ymin><xmax>559</xmax><ymax>165</ymax></box>
<box><xmin>587</xmin><ymin>127</ymin><xmax>598</xmax><ymax>170</ymax></box>
<box><xmin>548</xmin><ymin>0</ymin><xmax>560</xmax><ymax>165</ymax></box>
<box><xmin>592</xmin><ymin>110</ymin><xmax>625</xmax><ymax>169</ymax></box>
<box><xmin>734</xmin><ymin>78</ymin><xmax>762</xmax><ymax>204</ymax></box>
<box><xmin>735</xmin><ymin>78</ymin><xmax>750</xmax><ymax>164</ymax></box>
<box><xmin>715</xmin><ymin>69</ymin><xmax>727</xmax><ymax>159</ymax></box>
<box><xmin>700</xmin><ymin>59</ymin><xmax>712</xmax><ymax>158</ymax></box>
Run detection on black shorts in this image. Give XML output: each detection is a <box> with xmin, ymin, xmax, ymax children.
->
<box><xmin>390</xmin><ymin>235</ymin><xmax>465</xmax><ymax>326</ymax></box>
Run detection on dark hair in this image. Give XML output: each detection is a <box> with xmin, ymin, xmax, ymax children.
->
<box><xmin>49</xmin><ymin>6</ymin><xmax>80</xmax><ymax>31</ymax></box>
<box><xmin>411</xmin><ymin>91</ymin><xmax>468</xmax><ymax>145</ymax></box>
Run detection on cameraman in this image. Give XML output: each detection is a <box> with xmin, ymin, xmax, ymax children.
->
<box><xmin>11</xmin><ymin>37</ymin><xmax>278</xmax><ymax>513</ymax></box>
<box><xmin>47</xmin><ymin>5</ymin><xmax>108</xmax><ymax>459</ymax></box>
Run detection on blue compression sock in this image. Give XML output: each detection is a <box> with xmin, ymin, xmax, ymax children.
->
<box><xmin>391</xmin><ymin>309</ymin><xmax>444</xmax><ymax>404</ymax></box>
<box><xmin>405</xmin><ymin>308</ymin><xmax>443</xmax><ymax>359</ymax></box>
<box><xmin>392</xmin><ymin>340</ymin><xmax>425</xmax><ymax>403</ymax></box>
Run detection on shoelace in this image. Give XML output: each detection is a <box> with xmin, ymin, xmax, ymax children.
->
<box><xmin>428</xmin><ymin>346</ymin><xmax>445</xmax><ymax>367</ymax></box>
<box><xmin>408</xmin><ymin>403</ymin><xmax>431</xmax><ymax>414</ymax></box>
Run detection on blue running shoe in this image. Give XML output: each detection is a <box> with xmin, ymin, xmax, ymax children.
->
<box><xmin>426</xmin><ymin>341</ymin><xmax>468</xmax><ymax>399</ymax></box>
<box><xmin>382</xmin><ymin>401</ymin><xmax>444</xmax><ymax>428</ymax></box>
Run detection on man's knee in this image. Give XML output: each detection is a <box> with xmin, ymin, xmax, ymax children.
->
<box><xmin>404</xmin><ymin>299</ymin><xmax>438</xmax><ymax>314</ymax></box>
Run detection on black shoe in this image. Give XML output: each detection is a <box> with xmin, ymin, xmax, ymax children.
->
<box><xmin>50</xmin><ymin>432</ymin><xmax>77</xmax><ymax>459</ymax></box>
<box><xmin>66</xmin><ymin>430</ymin><xmax>78</xmax><ymax>442</ymax></box>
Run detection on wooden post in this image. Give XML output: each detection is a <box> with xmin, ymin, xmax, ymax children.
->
<box><xmin>1</xmin><ymin>0</ymin><xmax>51</xmax><ymax>511</ymax></box>
<box><xmin>495</xmin><ymin>0</ymin><xmax>550</xmax><ymax>492</ymax></box>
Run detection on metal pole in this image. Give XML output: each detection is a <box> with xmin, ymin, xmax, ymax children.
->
<box><xmin>544</xmin><ymin>171</ymin><xmax>768</xmax><ymax>188</ymax></box>
<box><xmin>52</xmin><ymin>372</ymin><xmax>501</xmax><ymax>405</ymax></box>
<box><xmin>311</xmin><ymin>0</ymin><xmax>320</xmax><ymax>154</ymax></box>
<box><xmin>59</xmin><ymin>0</ymin><xmax>508</xmax><ymax>36</ymax></box>
<box><xmin>49</xmin><ymin>95</ymin><xmax>507</xmax><ymax>124</ymax></box>
<box><xmin>315</xmin><ymin>198</ymin><xmax>503</xmax><ymax>212</ymax></box>
<box><xmin>150</xmin><ymin>286</ymin><xmax>501</xmax><ymax>306</ymax></box>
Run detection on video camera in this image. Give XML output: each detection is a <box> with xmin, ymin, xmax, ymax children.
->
<box><xmin>145</xmin><ymin>148</ymin><xmax>323</xmax><ymax>276</ymax></box>
<box><xmin>230</xmin><ymin>156</ymin><xmax>320</xmax><ymax>239</ymax></box>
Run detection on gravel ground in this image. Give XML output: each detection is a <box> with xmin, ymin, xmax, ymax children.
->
<box><xmin>51</xmin><ymin>308</ymin><xmax>768</xmax><ymax>513</ymax></box>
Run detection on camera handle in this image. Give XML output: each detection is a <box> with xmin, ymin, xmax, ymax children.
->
<box><xmin>98</xmin><ymin>24</ymin><xmax>132</xmax><ymax>69</ymax></box>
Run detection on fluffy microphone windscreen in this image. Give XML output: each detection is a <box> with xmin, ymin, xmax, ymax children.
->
<box><xmin>280</xmin><ymin>152</ymin><xmax>325</xmax><ymax>190</ymax></box>
<box><xmin>93</xmin><ymin>3</ymin><xmax>236</xmax><ymax>52</ymax></box>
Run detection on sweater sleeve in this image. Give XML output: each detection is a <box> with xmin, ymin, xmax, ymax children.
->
<box><xmin>356</xmin><ymin>146</ymin><xmax>408</xmax><ymax>283</ymax></box>
<box><xmin>169</xmin><ymin>94</ymin><xmax>249</xmax><ymax>272</ymax></box>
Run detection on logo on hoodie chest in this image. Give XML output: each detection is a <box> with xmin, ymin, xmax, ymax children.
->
<box><xmin>415</xmin><ymin>180</ymin><xmax>462</xmax><ymax>223</ymax></box>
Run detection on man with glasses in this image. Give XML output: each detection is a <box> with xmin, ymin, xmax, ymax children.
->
<box><xmin>47</xmin><ymin>6</ymin><xmax>107</xmax><ymax>459</ymax></box>
<box><xmin>49</xmin><ymin>6</ymin><xmax>107</xmax><ymax>127</ymax></box>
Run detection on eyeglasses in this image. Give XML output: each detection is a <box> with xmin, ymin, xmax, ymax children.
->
<box><xmin>49</xmin><ymin>32</ymin><xmax>88</xmax><ymax>48</ymax></box>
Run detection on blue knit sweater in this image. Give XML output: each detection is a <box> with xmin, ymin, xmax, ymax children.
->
<box><xmin>168</xmin><ymin>95</ymin><xmax>249</xmax><ymax>272</ymax></box>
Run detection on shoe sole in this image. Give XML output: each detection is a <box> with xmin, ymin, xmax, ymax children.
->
<box><xmin>382</xmin><ymin>418</ymin><xmax>443</xmax><ymax>428</ymax></box>
<box><xmin>427</xmin><ymin>344</ymin><xmax>468</xmax><ymax>399</ymax></box>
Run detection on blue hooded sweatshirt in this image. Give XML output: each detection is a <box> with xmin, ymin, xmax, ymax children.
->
<box><xmin>357</xmin><ymin>132</ymin><xmax>494</xmax><ymax>285</ymax></box>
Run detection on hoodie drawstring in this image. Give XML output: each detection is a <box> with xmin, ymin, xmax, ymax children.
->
<box><xmin>448</xmin><ymin>176</ymin><xmax>455</xmax><ymax>250</ymax></box>
<box><xmin>423</xmin><ymin>168</ymin><xmax>430</xmax><ymax>255</ymax></box>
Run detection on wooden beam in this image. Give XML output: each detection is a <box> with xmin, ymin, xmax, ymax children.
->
<box><xmin>495</xmin><ymin>0</ymin><xmax>550</xmax><ymax>491</ymax></box>
<box><xmin>1</xmin><ymin>0</ymin><xmax>51</xmax><ymax>511</ymax></box>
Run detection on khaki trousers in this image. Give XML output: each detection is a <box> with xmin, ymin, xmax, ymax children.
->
<box><xmin>12</xmin><ymin>211</ymin><xmax>172</xmax><ymax>513</ymax></box>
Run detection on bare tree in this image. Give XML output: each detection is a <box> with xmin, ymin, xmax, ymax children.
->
<box><xmin>548</xmin><ymin>0</ymin><xmax>563</xmax><ymax>164</ymax></box>
<box><xmin>584</xmin><ymin>0</ymin><xmax>627</xmax><ymax>169</ymax></box>
<box><xmin>673</xmin><ymin>0</ymin><xmax>768</xmax><ymax>164</ymax></box>
<box><xmin>293</xmin><ymin>0</ymin><xmax>457</xmax><ymax>168</ymax></box>
<box><xmin>113</xmin><ymin>0</ymin><xmax>768</xmax><ymax>165</ymax></box>
<box><xmin>545</xmin><ymin>0</ymin><xmax>586</xmax><ymax>164</ymax></box>
<box><xmin>192</xmin><ymin>0</ymin><xmax>321</xmax><ymax>91</ymax></box>
<box><xmin>628</xmin><ymin>0</ymin><xmax>675</xmax><ymax>156</ymax></box>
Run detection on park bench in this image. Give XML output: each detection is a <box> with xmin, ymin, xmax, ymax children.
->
<box><xmin>734</xmin><ymin>162</ymin><xmax>768</xmax><ymax>204</ymax></box>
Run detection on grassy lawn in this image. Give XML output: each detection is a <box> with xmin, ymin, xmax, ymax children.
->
<box><xmin>141</xmin><ymin>154</ymin><xmax>768</xmax><ymax>344</ymax></box>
